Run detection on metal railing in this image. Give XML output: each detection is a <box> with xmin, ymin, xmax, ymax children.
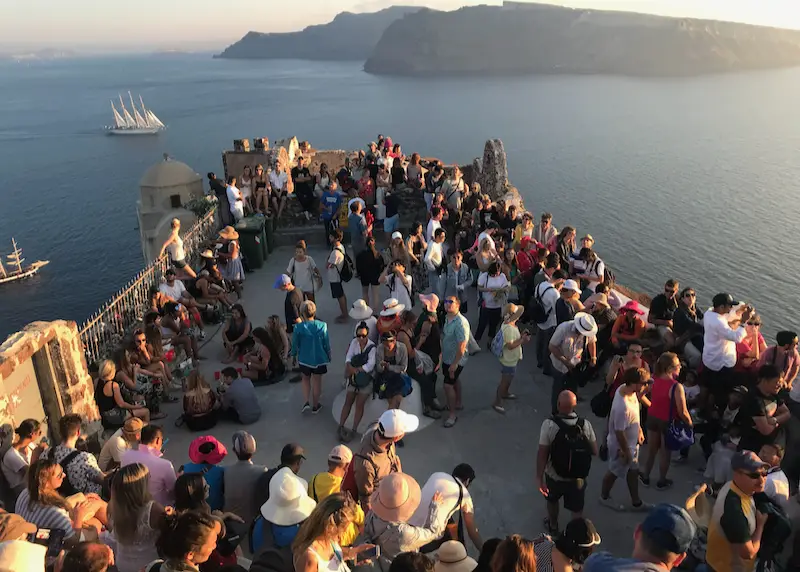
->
<box><xmin>78</xmin><ymin>208</ymin><xmax>218</xmax><ymax>365</ymax></box>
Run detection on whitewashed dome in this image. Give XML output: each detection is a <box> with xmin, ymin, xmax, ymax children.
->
<box><xmin>140</xmin><ymin>156</ymin><xmax>201</xmax><ymax>188</ymax></box>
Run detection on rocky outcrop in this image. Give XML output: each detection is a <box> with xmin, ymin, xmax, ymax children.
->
<box><xmin>472</xmin><ymin>139</ymin><xmax>509</xmax><ymax>200</ymax></box>
<box><xmin>365</xmin><ymin>3</ymin><xmax>800</xmax><ymax>77</ymax></box>
<box><xmin>215</xmin><ymin>6</ymin><xmax>420</xmax><ymax>61</ymax></box>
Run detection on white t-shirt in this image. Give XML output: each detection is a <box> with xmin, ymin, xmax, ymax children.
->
<box><xmin>535</xmin><ymin>281</ymin><xmax>560</xmax><ymax>330</ymax></box>
<box><xmin>607</xmin><ymin>390</ymin><xmax>641</xmax><ymax>457</ymax></box>
<box><xmin>287</xmin><ymin>257</ymin><xmax>318</xmax><ymax>295</ymax></box>
<box><xmin>226</xmin><ymin>185</ymin><xmax>244</xmax><ymax>220</ymax></box>
<box><xmin>97</xmin><ymin>429</ymin><xmax>133</xmax><ymax>471</ymax></box>
<box><xmin>702</xmin><ymin>310</ymin><xmax>746</xmax><ymax>371</ymax></box>
<box><xmin>2</xmin><ymin>445</ymin><xmax>34</xmax><ymax>489</ymax></box>
<box><xmin>269</xmin><ymin>171</ymin><xmax>288</xmax><ymax>192</ymax></box>
<box><xmin>764</xmin><ymin>468</ymin><xmax>791</xmax><ymax>508</ymax></box>
<box><xmin>424</xmin><ymin>241</ymin><xmax>444</xmax><ymax>271</ymax></box>
<box><xmin>477</xmin><ymin>232</ymin><xmax>496</xmax><ymax>252</ymax></box>
<box><xmin>426</xmin><ymin>219</ymin><xmax>442</xmax><ymax>243</ymax></box>
<box><xmin>387</xmin><ymin>273</ymin><xmax>413</xmax><ymax>310</ymax></box>
<box><xmin>408</xmin><ymin>472</ymin><xmax>474</xmax><ymax>528</ymax></box>
<box><xmin>327</xmin><ymin>247</ymin><xmax>345</xmax><ymax>284</ymax></box>
<box><xmin>477</xmin><ymin>272</ymin><xmax>510</xmax><ymax>309</ymax></box>
<box><xmin>539</xmin><ymin>414</ymin><xmax>597</xmax><ymax>481</ymax></box>
<box><xmin>159</xmin><ymin>280</ymin><xmax>187</xmax><ymax>301</ymax></box>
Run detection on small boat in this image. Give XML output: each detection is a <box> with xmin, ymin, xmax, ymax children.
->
<box><xmin>0</xmin><ymin>238</ymin><xmax>49</xmax><ymax>284</ymax></box>
<box><xmin>106</xmin><ymin>92</ymin><xmax>166</xmax><ymax>136</ymax></box>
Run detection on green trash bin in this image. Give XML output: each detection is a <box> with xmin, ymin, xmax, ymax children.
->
<box><xmin>236</xmin><ymin>216</ymin><xmax>265</xmax><ymax>270</ymax></box>
<box><xmin>265</xmin><ymin>216</ymin><xmax>275</xmax><ymax>253</ymax></box>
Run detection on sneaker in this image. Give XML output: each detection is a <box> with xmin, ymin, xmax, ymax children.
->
<box><xmin>630</xmin><ymin>501</ymin><xmax>654</xmax><ymax>512</ymax></box>
<box><xmin>493</xmin><ymin>404</ymin><xmax>506</xmax><ymax>415</ymax></box>
<box><xmin>198</xmin><ymin>330</ymin><xmax>207</xmax><ymax>341</ymax></box>
<box><xmin>301</xmin><ymin>402</ymin><xmax>311</xmax><ymax>413</ymax></box>
<box><xmin>598</xmin><ymin>496</ymin><xmax>626</xmax><ymax>512</ymax></box>
<box><xmin>638</xmin><ymin>473</ymin><xmax>651</xmax><ymax>488</ymax></box>
<box><xmin>312</xmin><ymin>403</ymin><xmax>323</xmax><ymax>414</ymax></box>
<box><xmin>443</xmin><ymin>416</ymin><xmax>458</xmax><ymax>428</ymax></box>
<box><xmin>656</xmin><ymin>479</ymin><xmax>674</xmax><ymax>491</ymax></box>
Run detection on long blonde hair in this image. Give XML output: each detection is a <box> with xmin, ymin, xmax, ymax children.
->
<box><xmin>184</xmin><ymin>371</ymin><xmax>213</xmax><ymax>412</ymax></box>
<box><xmin>292</xmin><ymin>494</ymin><xmax>357</xmax><ymax>555</ymax></box>
<box><xmin>109</xmin><ymin>463</ymin><xmax>152</xmax><ymax>544</ymax></box>
<box><xmin>27</xmin><ymin>458</ymin><xmax>70</xmax><ymax>511</ymax></box>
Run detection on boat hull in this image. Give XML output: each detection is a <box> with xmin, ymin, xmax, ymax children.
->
<box><xmin>106</xmin><ymin>127</ymin><xmax>163</xmax><ymax>136</ymax></box>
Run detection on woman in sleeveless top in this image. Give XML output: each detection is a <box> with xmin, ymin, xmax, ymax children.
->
<box><xmin>293</xmin><ymin>495</ymin><xmax>373</xmax><ymax>572</ymax></box>
<box><xmin>639</xmin><ymin>352</ymin><xmax>692</xmax><ymax>490</ymax></box>
<box><xmin>95</xmin><ymin>359</ymin><xmax>151</xmax><ymax>427</ymax></box>
<box><xmin>159</xmin><ymin>218</ymin><xmax>196</xmax><ymax>279</ymax></box>
<box><xmin>240</xmin><ymin>165</ymin><xmax>254</xmax><ymax>206</ymax></box>
<box><xmin>217</xmin><ymin>226</ymin><xmax>245</xmax><ymax>286</ymax></box>
<box><xmin>253</xmin><ymin>164</ymin><xmax>269</xmax><ymax>214</ymax></box>
<box><xmin>109</xmin><ymin>463</ymin><xmax>166</xmax><ymax>572</ymax></box>
<box><xmin>222</xmin><ymin>303</ymin><xmax>253</xmax><ymax>364</ymax></box>
<box><xmin>315</xmin><ymin>163</ymin><xmax>332</xmax><ymax>197</ymax></box>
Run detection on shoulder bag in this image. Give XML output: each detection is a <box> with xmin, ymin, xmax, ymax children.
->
<box><xmin>665</xmin><ymin>383</ymin><xmax>694</xmax><ymax>451</ymax></box>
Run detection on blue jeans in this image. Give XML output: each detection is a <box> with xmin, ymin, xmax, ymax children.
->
<box><xmin>383</xmin><ymin>214</ymin><xmax>400</xmax><ymax>234</ymax></box>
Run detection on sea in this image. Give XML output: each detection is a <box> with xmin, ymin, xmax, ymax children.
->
<box><xmin>0</xmin><ymin>54</ymin><xmax>799</xmax><ymax>341</ymax></box>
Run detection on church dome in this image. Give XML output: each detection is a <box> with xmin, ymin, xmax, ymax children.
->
<box><xmin>140</xmin><ymin>157</ymin><xmax>201</xmax><ymax>188</ymax></box>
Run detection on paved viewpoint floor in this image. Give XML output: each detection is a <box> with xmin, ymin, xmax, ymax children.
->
<box><xmin>159</xmin><ymin>245</ymin><xmax>704</xmax><ymax>557</ymax></box>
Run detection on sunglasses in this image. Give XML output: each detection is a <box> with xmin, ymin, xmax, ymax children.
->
<box><xmin>444</xmin><ymin>299</ymin><xmax>456</xmax><ymax>305</ymax></box>
<box><xmin>747</xmin><ymin>322</ymin><xmax>761</xmax><ymax>326</ymax></box>
<box><xmin>356</xmin><ymin>333</ymin><xmax>368</xmax><ymax>339</ymax></box>
<box><xmin>684</xmin><ymin>292</ymin><xmax>696</xmax><ymax>297</ymax></box>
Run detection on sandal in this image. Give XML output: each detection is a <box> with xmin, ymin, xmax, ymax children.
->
<box><xmin>423</xmin><ymin>407</ymin><xmax>442</xmax><ymax>420</ymax></box>
<box><xmin>443</xmin><ymin>417</ymin><xmax>458</xmax><ymax>428</ymax></box>
<box><xmin>151</xmin><ymin>412</ymin><xmax>168</xmax><ymax>420</ymax></box>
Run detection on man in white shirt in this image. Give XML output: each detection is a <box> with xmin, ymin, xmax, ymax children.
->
<box><xmin>534</xmin><ymin>269</ymin><xmax>567</xmax><ymax>372</ymax></box>
<box><xmin>97</xmin><ymin>417</ymin><xmax>142</xmax><ymax>471</ymax></box>
<box><xmin>548</xmin><ymin>313</ymin><xmax>597</xmax><ymax>413</ymax></box>
<box><xmin>226</xmin><ymin>175</ymin><xmax>244</xmax><ymax>222</ymax></box>
<box><xmin>269</xmin><ymin>165</ymin><xmax>289</xmax><ymax>218</ymax></box>
<box><xmin>426</xmin><ymin>207</ymin><xmax>443</xmax><ymax>243</ymax></box>
<box><xmin>702</xmin><ymin>293</ymin><xmax>753</xmax><ymax>408</ymax></box>
<box><xmin>424</xmin><ymin>228</ymin><xmax>446</xmax><ymax>298</ymax></box>
<box><xmin>475</xmin><ymin>262</ymin><xmax>510</xmax><ymax>343</ymax></box>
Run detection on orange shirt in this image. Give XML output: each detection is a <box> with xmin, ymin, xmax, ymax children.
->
<box><xmin>611</xmin><ymin>315</ymin><xmax>645</xmax><ymax>344</ymax></box>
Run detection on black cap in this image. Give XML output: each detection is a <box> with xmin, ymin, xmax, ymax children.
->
<box><xmin>280</xmin><ymin>443</ymin><xmax>306</xmax><ymax>464</ymax></box>
<box><xmin>712</xmin><ymin>293</ymin><xmax>738</xmax><ymax>308</ymax></box>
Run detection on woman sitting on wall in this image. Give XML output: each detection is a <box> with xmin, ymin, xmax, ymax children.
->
<box><xmin>95</xmin><ymin>359</ymin><xmax>154</xmax><ymax>426</ymax></box>
<box><xmin>181</xmin><ymin>370</ymin><xmax>219</xmax><ymax>431</ymax></box>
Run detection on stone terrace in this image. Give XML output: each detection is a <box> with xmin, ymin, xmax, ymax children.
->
<box><xmin>157</xmin><ymin>244</ymin><xmax>706</xmax><ymax>558</ymax></box>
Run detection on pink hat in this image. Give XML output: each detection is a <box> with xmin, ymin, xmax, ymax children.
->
<box><xmin>189</xmin><ymin>435</ymin><xmax>228</xmax><ymax>465</ymax></box>
<box><xmin>621</xmin><ymin>300</ymin><xmax>645</xmax><ymax>315</ymax></box>
<box><xmin>418</xmin><ymin>293</ymin><xmax>439</xmax><ymax>313</ymax></box>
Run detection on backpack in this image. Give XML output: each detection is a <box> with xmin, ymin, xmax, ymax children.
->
<box><xmin>335</xmin><ymin>246</ymin><xmax>354</xmax><ymax>283</ymax></box>
<box><xmin>341</xmin><ymin>453</ymin><xmax>377</xmax><ymax>504</ymax></box>
<box><xmin>550</xmin><ymin>416</ymin><xmax>593</xmax><ymax>479</ymax></box>
<box><xmin>490</xmin><ymin>326</ymin><xmax>506</xmax><ymax>358</ymax></box>
<box><xmin>530</xmin><ymin>283</ymin><xmax>554</xmax><ymax>324</ymax></box>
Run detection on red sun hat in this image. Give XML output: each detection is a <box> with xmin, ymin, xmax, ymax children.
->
<box><xmin>621</xmin><ymin>300</ymin><xmax>645</xmax><ymax>315</ymax></box>
<box><xmin>189</xmin><ymin>435</ymin><xmax>228</xmax><ymax>465</ymax></box>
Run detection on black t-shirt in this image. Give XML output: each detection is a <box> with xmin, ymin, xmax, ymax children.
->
<box><xmin>738</xmin><ymin>388</ymin><xmax>783</xmax><ymax>452</ymax></box>
<box><xmin>337</xmin><ymin>167</ymin><xmax>353</xmax><ymax>187</ymax></box>
<box><xmin>391</xmin><ymin>166</ymin><xmax>406</xmax><ymax>188</ymax></box>
<box><xmin>462</xmin><ymin>193</ymin><xmax>479</xmax><ymax>214</ymax></box>
<box><xmin>291</xmin><ymin>167</ymin><xmax>313</xmax><ymax>196</ymax></box>
<box><xmin>209</xmin><ymin>178</ymin><xmax>227</xmax><ymax>197</ymax></box>
<box><xmin>555</xmin><ymin>298</ymin><xmax>576</xmax><ymax>325</ymax></box>
<box><xmin>368</xmin><ymin>163</ymin><xmax>380</xmax><ymax>182</ymax></box>
<box><xmin>500</xmin><ymin>214</ymin><xmax>518</xmax><ymax>232</ymax></box>
<box><xmin>650</xmin><ymin>294</ymin><xmax>678</xmax><ymax>322</ymax></box>
<box><xmin>284</xmin><ymin>289</ymin><xmax>303</xmax><ymax>333</ymax></box>
<box><xmin>385</xmin><ymin>192</ymin><xmax>400</xmax><ymax>219</ymax></box>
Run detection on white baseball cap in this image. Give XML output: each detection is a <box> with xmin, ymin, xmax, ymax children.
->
<box><xmin>562</xmin><ymin>279</ymin><xmax>580</xmax><ymax>293</ymax></box>
<box><xmin>391</xmin><ymin>231</ymin><xmax>403</xmax><ymax>240</ymax></box>
<box><xmin>378</xmin><ymin>409</ymin><xmax>420</xmax><ymax>438</ymax></box>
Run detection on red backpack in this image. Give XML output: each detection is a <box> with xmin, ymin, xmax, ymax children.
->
<box><xmin>341</xmin><ymin>453</ymin><xmax>376</xmax><ymax>504</ymax></box>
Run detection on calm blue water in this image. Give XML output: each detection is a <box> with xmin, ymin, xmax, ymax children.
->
<box><xmin>0</xmin><ymin>55</ymin><xmax>798</xmax><ymax>340</ymax></box>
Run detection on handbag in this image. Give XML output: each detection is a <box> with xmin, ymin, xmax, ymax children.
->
<box><xmin>665</xmin><ymin>383</ymin><xmax>694</xmax><ymax>451</ymax></box>
<box><xmin>590</xmin><ymin>385</ymin><xmax>613</xmax><ymax>418</ymax></box>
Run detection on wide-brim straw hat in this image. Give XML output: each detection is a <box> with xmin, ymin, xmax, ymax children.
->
<box><xmin>260</xmin><ymin>467</ymin><xmax>315</xmax><ymax>526</ymax></box>
<box><xmin>199</xmin><ymin>249</ymin><xmax>215</xmax><ymax>259</ymax></box>
<box><xmin>350</xmin><ymin>299</ymin><xmax>374</xmax><ymax>321</ymax></box>
<box><xmin>419</xmin><ymin>293</ymin><xmax>439</xmax><ymax>313</ymax></box>
<box><xmin>435</xmin><ymin>541</ymin><xmax>478</xmax><ymax>572</ymax></box>
<box><xmin>219</xmin><ymin>226</ymin><xmax>239</xmax><ymax>240</ymax></box>
<box><xmin>504</xmin><ymin>303</ymin><xmax>525</xmax><ymax>323</ymax></box>
<box><xmin>685</xmin><ymin>484</ymin><xmax>711</xmax><ymax>529</ymax></box>
<box><xmin>370</xmin><ymin>472</ymin><xmax>422</xmax><ymax>523</ymax></box>
<box><xmin>574</xmin><ymin>312</ymin><xmax>598</xmax><ymax>337</ymax></box>
<box><xmin>380</xmin><ymin>298</ymin><xmax>405</xmax><ymax>317</ymax></box>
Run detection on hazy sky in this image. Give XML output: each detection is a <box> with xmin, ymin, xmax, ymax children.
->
<box><xmin>4</xmin><ymin>0</ymin><xmax>800</xmax><ymax>51</ymax></box>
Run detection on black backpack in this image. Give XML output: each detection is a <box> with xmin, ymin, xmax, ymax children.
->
<box><xmin>49</xmin><ymin>450</ymin><xmax>82</xmax><ymax>497</ymax></box>
<box><xmin>335</xmin><ymin>246</ymin><xmax>355</xmax><ymax>283</ymax></box>
<box><xmin>530</xmin><ymin>283</ymin><xmax>554</xmax><ymax>324</ymax></box>
<box><xmin>550</xmin><ymin>416</ymin><xmax>593</xmax><ymax>479</ymax></box>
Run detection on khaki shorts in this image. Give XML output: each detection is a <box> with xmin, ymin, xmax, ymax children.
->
<box><xmin>347</xmin><ymin>381</ymin><xmax>372</xmax><ymax>396</ymax></box>
<box><xmin>608</xmin><ymin>447</ymin><xmax>639</xmax><ymax>479</ymax></box>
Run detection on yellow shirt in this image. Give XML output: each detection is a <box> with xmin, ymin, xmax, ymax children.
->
<box><xmin>309</xmin><ymin>471</ymin><xmax>365</xmax><ymax>546</ymax></box>
<box><xmin>499</xmin><ymin>323</ymin><xmax>522</xmax><ymax>367</ymax></box>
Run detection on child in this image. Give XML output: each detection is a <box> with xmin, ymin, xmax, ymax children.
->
<box><xmin>703</xmin><ymin>425</ymin><xmax>741</xmax><ymax>497</ymax></box>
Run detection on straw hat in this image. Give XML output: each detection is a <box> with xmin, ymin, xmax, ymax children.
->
<box><xmin>370</xmin><ymin>473</ymin><xmax>422</xmax><ymax>523</ymax></box>
<box><xmin>621</xmin><ymin>300</ymin><xmax>645</xmax><ymax>315</ymax></box>
<box><xmin>380</xmin><ymin>298</ymin><xmax>405</xmax><ymax>317</ymax></box>
<box><xmin>260</xmin><ymin>467</ymin><xmax>316</xmax><ymax>526</ymax></box>
<box><xmin>685</xmin><ymin>484</ymin><xmax>711</xmax><ymax>529</ymax></box>
<box><xmin>419</xmin><ymin>293</ymin><xmax>439</xmax><ymax>313</ymax></box>
<box><xmin>349</xmin><ymin>299</ymin><xmax>374</xmax><ymax>321</ymax></box>
<box><xmin>199</xmin><ymin>249</ymin><xmax>215</xmax><ymax>259</ymax></box>
<box><xmin>219</xmin><ymin>226</ymin><xmax>239</xmax><ymax>240</ymax></box>
<box><xmin>435</xmin><ymin>541</ymin><xmax>477</xmax><ymax>572</ymax></box>
<box><xmin>573</xmin><ymin>312</ymin><xmax>598</xmax><ymax>337</ymax></box>
<box><xmin>188</xmin><ymin>435</ymin><xmax>228</xmax><ymax>465</ymax></box>
<box><xmin>503</xmin><ymin>303</ymin><xmax>525</xmax><ymax>323</ymax></box>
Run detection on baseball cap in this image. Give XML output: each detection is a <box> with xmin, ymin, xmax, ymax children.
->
<box><xmin>562</xmin><ymin>279</ymin><xmax>580</xmax><ymax>293</ymax></box>
<box><xmin>731</xmin><ymin>450</ymin><xmax>769</xmax><ymax>473</ymax></box>
<box><xmin>0</xmin><ymin>512</ymin><xmax>36</xmax><ymax>542</ymax></box>
<box><xmin>273</xmin><ymin>274</ymin><xmax>292</xmax><ymax>289</ymax></box>
<box><xmin>712</xmin><ymin>293</ymin><xmax>738</xmax><ymax>308</ymax></box>
<box><xmin>232</xmin><ymin>431</ymin><xmax>257</xmax><ymax>456</ymax></box>
<box><xmin>328</xmin><ymin>445</ymin><xmax>353</xmax><ymax>465</ymax></box>
<box><xmin>378</xmin><ymin>409</ymin><xmax>419</xmax><ymax>438</ymax></box>
<box><xmin>391</xmin><ymin>231</ymin><xmax>403</xmax><ymax>240</ymax></box>
<box><xmin>280</xmin><ymin>443</ymin><xmax>306</xmax><ymax>464</ymax></box>
<box><xmin>640</xmin><ymin>503</ymin><xmax>697</xmax><ymax>555</ymax></box>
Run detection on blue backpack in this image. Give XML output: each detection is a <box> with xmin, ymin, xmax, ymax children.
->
<box><xmin>490</xmin><ymin>327</ymin><xmax>506</xmax><ymax>358</ymax></box>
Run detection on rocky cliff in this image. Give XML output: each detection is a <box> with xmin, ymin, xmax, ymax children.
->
<box><xmin>364</xmin><ymin>3</ymin><xmax>800</xmax><ymax>76</ymax></box>
<box><xmin>215</xmin><ymin>6</ymin><xmax>420</xmax><ymax>61</ymax></box>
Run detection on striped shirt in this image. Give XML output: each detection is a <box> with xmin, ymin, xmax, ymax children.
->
<box><xmin>15</xmin><ymin>489</ymin><xmax>73</xmax><ymax>534</ymax></box>
<box><xmin>533</xmin><ymin>535</ymin><xmax>555</xmax><ymax>572</ymax></box>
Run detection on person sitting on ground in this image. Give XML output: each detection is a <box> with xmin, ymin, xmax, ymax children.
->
<box><xmin>108</xmin><ymin>463</ymin><xmax>166</xmax><ymax>572</ymax></box>
<box><xmin>194</xmin><ymin>268</ymin><xmax>235</xmax><ymax>310</ymax></box>
<box><xmin>360</xmin><ymin>473</ymin><xmax>445</xmax><ymax>565</ymax></box>
<box><xmin>217</xmin><ymin>366</ymin><xmax>262</xmax><ymax>425</ymax></box>
<box><xmin>16</xmin><ymin>457</ymin><xmax>108</xmax><ymax>539</ymax></box>
<box><xmin>161</xmin><ymin>301</ymin><xmax>201</xmax><ymax>365</ymax></box>
<box><xmin>672</xmin><ymin>287</ymin><xmax>704</xmax><ymax>368</ymax></box>
<box><xmin>129</xmin><ymin>328</ymin><xmax>172</xmax><ymax>385</ymax></box>
<box><xmin>47</xmin><ymin>414</ymin><xmax>106</xmax><ymax>496</ymax></box>
<box><xmin>648</xmin><ymin>279</ymin><xmax>680</xmax><ymax>350</ymax></box>
<box><xmin>2</xmin><ymin>419</ymin><xmax>47</xmax><ymax>500</ymax></box>
<box><xmin>491</xmin><ymin>535</ymin><xmax>537</xmax><ymax>572</ymax></box>
<box><xmin>758</xmin><ymin>330</ymin><xmax>799</xmax><ymax>389</ymax></box>
<box><xmin>255</xmin><ymin>443</ymin><xmax>306</xmax><ymax>509</ymax></box>
<box><xmin>121</xmin><ymin>424</ymin><xmax>177</xmax><ymax>507</ymax></box>
<box><xmin>307</xmin><ymin>446</ymin><xmax>365</xmax><ymax>546</ymax></box>
<box><xmin>339</xmin><ymin>322</ymin><xmax>377</xmax><ymax>442</ymax></box>
<box><xmin>610</xmin><ymin>300</ymin><xmax>646</xmax><ymax>353</ymax></box>
<box><xmin>244</xmin><ymin>326</ymin><xmax>286</xmax><ymax>385</ymax></box>
<box><xmin>97</xmin><ymin>417</ymin><xmax>143</xmax><ymax>472</ymax></box>
<box><xmin>533</xmin><ymin>518</ymin><xmax>601</xmax><ymax>572</ymax></box>
<box><xmin>142</xmin><ymin>313</ymin><xmax>175</xmax><ymax>386</ymax></box>
<box><xmin>152</xmin><ymin>510</ymin><xmax>221</xmax><ymax>572</ymax></box>
<box><xmin>253</xmin><ymin>466</ymin><xmax>315</xmax><ymax>555</ymax></box>
<box><xmin>182</xmin><ymin>436</ymin><xmax>228</xmax><ymax>513</ymax></box>
<box><xmin>159</xmin><ymin>269</ymin><xmax>207</xmax><ymax>338</ymax></box>
<box><xmin>222</xmin><ymin>303</ymin><xmax>254</xmax><ymax>364</ymax></box>
<box><xmin>224</xmin><ymin>431</ymin><xmax>267</xmax><ymax>526</ymax></box>
<box><xmin>410</xmin><ymin>464</ymin><xmax>483</xmax><ymax>551</ymax></box>
<box><xmin>181</xmin><ymin>370</ymin><xmax>219</xmax><ymax>431</ymax></box>
<box><xmin>583</xmin><ymin>503</ymin><xmax>696</xmax><ymax>571</ymax></box>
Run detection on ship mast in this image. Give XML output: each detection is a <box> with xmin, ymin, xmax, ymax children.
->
<box><xmin>7</xmin><ymin>238</ymin><xmax>24</xmax><ymax>274</ymax></box>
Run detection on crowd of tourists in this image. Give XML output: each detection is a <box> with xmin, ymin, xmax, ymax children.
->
<box><xmin>2</xmin><ymin>134</ymin><xmax>800</xmax><ymax>572</ymax></box>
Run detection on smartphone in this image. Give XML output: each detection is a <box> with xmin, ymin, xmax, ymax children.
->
<box><xmin>357</xmin><ymin>545</ymin><xmax>380</xmax><ymax>564</ymax></box>
<box><xmin>28</xmin><ymin>528</ymin><xmax>66</xmax><ymax>558</ymax></box>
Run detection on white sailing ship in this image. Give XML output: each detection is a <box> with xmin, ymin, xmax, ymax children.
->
<box><xmin>106</xmin><ymin>92</ymin><xmax>166</xmax><ymax>135</ymax></box>
<box><xmin>0</xmin><ymin>238</ymin><xmax>49</xmax><ymax>285</ymax></box>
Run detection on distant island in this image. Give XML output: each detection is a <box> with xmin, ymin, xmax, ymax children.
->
<box><xmin>215</xmin><ymin>6</ymin><xmax>420</xmax><ymax>61</ymax></box>
<box><xmin>365</xmin><ymin>2</ymin><xmax>800</xmax><ymax>77</ymax></box>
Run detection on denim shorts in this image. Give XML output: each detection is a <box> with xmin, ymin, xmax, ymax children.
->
<box><xmin>500</xmin><ymin>364</ymin><xmax>517</xmax><ymax>376</ymax></box>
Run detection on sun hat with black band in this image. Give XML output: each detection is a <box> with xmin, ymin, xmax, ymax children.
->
<box><xmin>555</xmin><ymin>518</ymin><xmax>602</xmax><ymax>562</ymax></box>
<box><xmin>434</xmin><ymin>541</ymin><xmax>477</xmax><ymax>572</ymax></box>
<box><xmin>573</xmin><ymin>312</ymin><xmax>598</xmax><ymax>337</ymax></box>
